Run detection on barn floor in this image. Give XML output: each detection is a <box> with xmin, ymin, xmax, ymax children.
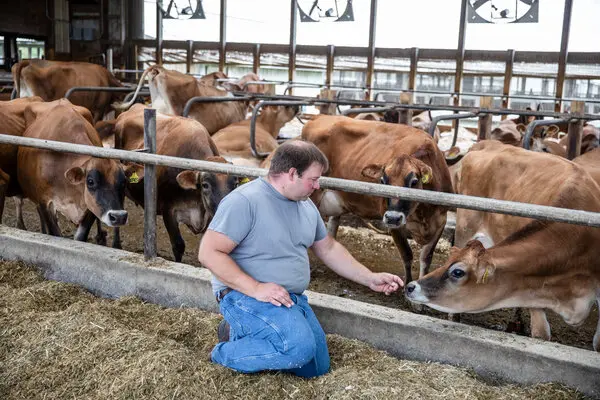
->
<box><xmin>1</xmin><ymin>198</ymin><xmax>598</xmax><ymax>352</ymax></box>
<box><xmin>0</xmin><ymin>259</ymin><xmax>588</xmax><ymax>399</ymax></box>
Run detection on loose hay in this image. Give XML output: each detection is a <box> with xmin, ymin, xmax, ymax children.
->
<box><xmin>0</xmin><ymin>260</ymin><xmax>588</xmax><ymax>400</ymax></box>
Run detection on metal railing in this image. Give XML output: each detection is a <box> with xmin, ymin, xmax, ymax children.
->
<box><xmin>4</xmin><ymin>112</ymin><xmax>600</xmax><ymax>261</ymax></box>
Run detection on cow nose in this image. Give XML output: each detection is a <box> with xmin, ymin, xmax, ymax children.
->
<box><xmin>405</xmin><ymin>282</ymin><xmax>416</xmax><ymax>294</ymax></box>
<box><xmin>107</xmin><ymin>210</ymin><xmax>128</xmax><ymax>226</ymax></box>
<box><xmin>383</xmin><ymin>211</ymin><xmax>406</xmax><ymax>227</ymax></box>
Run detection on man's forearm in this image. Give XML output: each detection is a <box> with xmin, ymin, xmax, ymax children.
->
<box><xmin>201</xmin><ymin>250</ymin><xmax>260</xmax><ymax>296</ymax></box>
<box><xmin>318</xmin><ymin>240</ymin><xmax>372</xmax><ymax>286</ymax></box>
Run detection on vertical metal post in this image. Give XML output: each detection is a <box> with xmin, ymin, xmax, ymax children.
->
<box><xmin>106</xmin><ymin>48</ymin><xmax>113</xmax><ymax>72</ymax></box>
<box><xmin>408</xmin><ymin>47</ymin><xmax>419</xmax><ymax>91</ymax></box>
<box><xmin>219</xmin><ymin>0</ymin><xmax>227</xmax><ymax>72</ymax></box>
<box><xmin>134</xmin><ymin>44</ymin><xmax>139</xmax><ymax>81</ymax></box>
<box><xmin>501</xmin><ymin>49</ymin><xmax>515</xmax><ymax>120</ymax></box>
<box><xmin>288</xmin><ymin>0</ymin><xmax>298</xmax><ymax>94</ymax></box>
<box><xmin>366</xmin><ymin>0</ymin><xmax>377</xmax><ymax>100</ymax></box>
<box><xmin>253</xmin><ymin>43</ymin><xmax>261</xmax><ymax>74</ymax></box>
<box><xmin>156</xmin><ymin>1</ymin><xmax>163</xmax><ymax>65</ymax></box>
<box><xmin>556</xmin><ymin>0</ymin><xmax>573</xmax><ymax>112</ymax></box>
<box><xmin>454</xmin><ymin>0</ymin><xmax>468</xmax><ymax>109</ymax></box>
<box><xmin>478</xmin><ymin>96</ymin><xmax>493</xmax><ymax>141</ymax></box>
<box><xmin>186</xmin><ymin>40</ymin><xmax>193</xmax><ymax>74</ymax></box>
<box><xmin>326</xmin><ymin>44</ymin><xmax>335</xmax><ymax>89</ymax></box>
<box><xmin>143</xmin><ymin>109</ymin><xmax>157</xmax><ymax>260</ymax></box>
<box><xmin>567</xmin><ymin>100</ymin><xmax>585</xmax><ymax>160</ymax></box>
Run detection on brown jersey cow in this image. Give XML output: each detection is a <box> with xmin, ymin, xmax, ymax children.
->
<box><xmin>112</xmin><ymin>104</ymin><xmax>241</xmax><ymax>261</ymax></box>
<box><xmin>12</xmin><ymin>60</ymin><xmax>123</xmax><ymax>123</ymax></box>
<box><xmin>114</xmin><ymin>65</ymin><xmax>248</xmax><ymax>134</ymax></box>
<box><xmin>17</xmin><ymin>99</ymin><xmax>136</xmax><ymax>240</ymax></box>
<box><xmin>302</xmin><ymin>115</ymin><xmax>454</xmax><ymax>282</ymax></box>
<box><xmin>405</xmin><ymin>140</ymin><xmax>600</xmax><ymax>351</ymax></box>
<box><xmin>211</xmin><ymin>105</ymin><xmax>298</xmax><ymax>167</ymax></box>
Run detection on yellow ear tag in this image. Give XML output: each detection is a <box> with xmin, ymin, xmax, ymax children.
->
<box><xmin>129</xmin><ymin>172</ymin><xmax>140</xmax><ymax>184</ymax></box>
<box><xmin>421</xmin><ymin>172</ymin><xmax>431</xmax><ymax>184</ymax></box>
<box><xmin>239</xmin><ymin>177</ymin><xmax>250</xmax><ymax>185</ymax></box>
<box><xmin>481</xmin><ymin>267</ymin><xmax>490</xmax><ymax>284</ymax></box>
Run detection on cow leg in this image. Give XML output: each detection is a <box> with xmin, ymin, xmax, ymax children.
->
<box><xmin>0</xmin><ymin>169</ymin><xmax>7</xmax><ymax>224</ymax></box>
<box><xmin>36</xmin><ymin>206</ymin><xmax>48</xmax><ymax>234</ymax></box>
<box><xmin>14</xmin><ymin>196</ymin><xmax>27</xmax><ymax>230</ymax></box>
<box><xmin>112</xmin><ymin>227</ymin><xmax>122</xmax><ymax>249</ymax></box>
<box><xmin>418</xmin><ymin>222</ymin><xmax>445</xmax><ymax>279</ymax></box>
<box><xmin>594</xmin><ymin>298</ymin><xmax>600</xmax><ymax>352</ymax></box>
<box><xmin>163</xmin><ymin>209</ymin><xmax>185</xmax><ymax>262</ymax></box>
<box><xmin>74</xmin><ymin>210</ymin><xmax>96</xmax><ymax>242</ymax></box>
<box><xmin>38</xmin><ymin>204</ymin><xmax>61</xmax><ymax>237</ymax></box>
<box><xmin>95</xmin><ymin>218</ymin><xmax>108</xmax><ymax>246</ymax></box>
<box><xmin>529</xmin><ymin>308</ymin><xmax>551</xmax><ymax>341</ymax></box>
<box><xmin>327</xmin><ymin>216</ymin><xmax>341</xmax><ymax>238</ymax></box>
<box><xmin>391</xmin><ymin>228</ymin><xmax>414</xmax><ymax>283</ymax></box>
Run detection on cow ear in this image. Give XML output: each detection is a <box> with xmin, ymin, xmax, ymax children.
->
<box><xmin>65</xmin><ymin>167</ymin><xmax>86</xmax><ymax>185</ymax></box>
<box><xmin>205</xmin><ymin>156</ymin><xmax>228</xmax><ymax>164</ymax></box>
<box><xmin>546</xmin><ymin>125</ymin><xmax>560</xmax><ymax>138</ymax></box>
<box><xmin>417</xmin><ymin>162</ymin><xmax>433</xmax><ymax>185</ymax></box>
<box><xmin>361</xmin><ymin>164</ymin><xmax>384</xmax><ymax>180</ymax></box>
<box><xmin>122</xmin><ymin>162</ymin><xmax>145</xmax><ymax>183</ymax></box>
<box><xmin>475</xmin><ymin>261</ymin><xmax>496</xmax><ymax>284</ymax></box>
<box><xmin>176</xmin><ymin>170</ymin><xmax>200</xmax><ymax>190</ymax></box>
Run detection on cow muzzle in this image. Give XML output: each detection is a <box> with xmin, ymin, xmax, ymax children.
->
<box><xmin>102</xmin><ymin>210</ymin><xmax>128</xmax><ymax>227</ymax></box>
<box><xmin>404</xmin><ymin>281</ymin><xmax>428</xmax><ymax>303</ymax></box>
<box><xmin>382</xmin><ymin>211</ymin><xmax>406</xmax><ymax>228</ymax></box>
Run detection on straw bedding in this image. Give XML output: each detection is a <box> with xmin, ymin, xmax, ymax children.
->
<box><xmin>0</xmin><ymin>260</ymin><xmax>587</xmax><ymax>400</ymax></box>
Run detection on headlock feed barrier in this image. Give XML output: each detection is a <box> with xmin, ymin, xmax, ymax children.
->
<box><xmin>1</xmin><ymin>108</ymin><xmax>600</xmax><ymax>261</ymax></box>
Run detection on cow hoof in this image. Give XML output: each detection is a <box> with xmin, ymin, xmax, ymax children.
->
<box><xmin>95</xmin><ymin>230</ymin><xmax>108</xmax><ymax>246</ymax></box>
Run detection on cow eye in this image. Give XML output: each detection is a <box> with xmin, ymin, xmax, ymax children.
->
<box><xmin>450</xmin><ymin>267</ymin><xmax>466</xmax><ymax>279</ymax></box>
<box><xmin>201</xmin><ymin>182</ymin><xmax>211</xmax><ymax>190</ymax></box>
<box><xmin>86</xmin><ymin>178</ymin><xmax>95</xmax><ymax>188</ymax></box>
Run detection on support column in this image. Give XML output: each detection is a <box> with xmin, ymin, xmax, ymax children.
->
<box><xmin>219</xmin><ymin>0</ymin><xmax>227</xmax><ymax>72</ymax></box>
<box><xmin>566</xmin><ymin>101</ymin><xmax>585</xmax><ymax>160</ymax></box>
<box><xmin>556</xmin><ymin>0</ymin><xmax>573</xmax><ymax>112</ymax></box>
<box><xmin>288</xmin><ymin>0</ymin><xmax>298</xmax><ymax>94</ymax></box>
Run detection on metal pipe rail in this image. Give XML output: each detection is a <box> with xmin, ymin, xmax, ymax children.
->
<box><xmin>429</xmin><ymin>112</ymin><xmax>479</xmax><ymax>143</ymax></box>
<box><xmin>238</xmin><ymin>92</ymin><xmax>600</xmax><ymax>120</ymax></box>
<box><xmin>182</xmin><ymin>95</ymin><xmax>252</xmax><ymax>117</ymax></box>
<box><xmin>249</xmin><ymin>100</ymin><xmax>310</xmax><ymax>158</ymax></box>
<box><xmin>522</xmin><ymin>118</ymin><xmax>573</xmax><ymax>150</ymax></box>
<box><xmin>2</xmin><ymin>133</ymin><xmax>600</xmax><ymax>229</ymax></box>
<box><xmin>64</xmin><ymin>86</ymin><xmax>150</xmax><ymax>100</ymax></box>
<box><xmin>341</xmin><ymin>106</ymin><xmax>395</xmax><ymax>116</ymax></box>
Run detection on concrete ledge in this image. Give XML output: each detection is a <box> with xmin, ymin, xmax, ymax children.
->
<box><xmin>1</xmin><ymin>225</ymin><xmax>599</xmax><ymax>397</ymax></box>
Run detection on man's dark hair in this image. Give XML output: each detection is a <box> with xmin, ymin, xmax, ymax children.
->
<box><xmin>268</xmin><ymin>140</ymin><xmax>329</xmax><ymax>177</ymax></box>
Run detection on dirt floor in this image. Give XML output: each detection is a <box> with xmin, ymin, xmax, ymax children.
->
<box><xmin>0</xmin><ymin>259</ymin><xmax>588</xmax><ymax>399</ymax></box>
<box><xmin>1</xmin><ymin>198</ymin><xmax>598</xmax><ymax>352</ymax></box>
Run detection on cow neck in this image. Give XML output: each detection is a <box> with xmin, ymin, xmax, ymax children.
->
<box><xmin>483</xmin><ymin>221</ymin><xmax>598</xmax><ymax>309</ymax></box>
<box><xmin>257</xmin><ymin>114</ymin><xmax>285</xmax><ymax>140</ymax></box>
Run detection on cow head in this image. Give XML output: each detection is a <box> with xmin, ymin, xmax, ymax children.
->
<box><xmin>404</xmin><ymin>239</ymin><xmax>498</xmax><ymax>313</ymax></box>
<box><xmin>65</xmin><ymin>158</ymin><xmax>142</xmax><ymax>227</ymax></box>
<box><xmin>175</xmin><ymin>156</ymin><xmax>242</xmax><ymax>233</ymax></box>
<box><xmin>361</xmin><ymin>154</ymin><xmax>433</xmax><ymax>228</ymax></box>
<box><xmin>259</xmin><ymin>105</ymin><xmax>299</xmax><ymax>135</ymax></box>
<box><xmin>490</xmin><ymin>121</ymin><xmax>526</xmax><ymax>146</ymax></box>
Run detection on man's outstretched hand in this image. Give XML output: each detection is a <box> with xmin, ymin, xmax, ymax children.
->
<box><xmin>367</xmin><ymin>273</ymin><xmax>404</xmax><ymax>295</ymax></box>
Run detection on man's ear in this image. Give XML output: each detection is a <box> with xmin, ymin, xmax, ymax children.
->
<box><xmin>176</xmin><ymin>170</ymin><xmax>200</xmax><ymax>190</ymax></box>
<box><xmin>65</xmin><ymin>167</ymin><xmax>86</xmax><ymax>185</ymax></box>
<box><xmin>361</xmin><ymin>164</ymin><xmax>384</xmax><ymax>180</ymax></box>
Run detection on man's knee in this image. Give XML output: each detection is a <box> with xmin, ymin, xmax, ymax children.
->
<box><xmin>275</xmin><ymin>321</ymin><xmax>317</xmax><ymax>366</ymax></box>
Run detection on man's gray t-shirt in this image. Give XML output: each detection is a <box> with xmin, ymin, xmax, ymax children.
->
<box><xmin>208</xmin><ymin>177</ymin><xmax>327</xmax><ymax>295</ymax></box>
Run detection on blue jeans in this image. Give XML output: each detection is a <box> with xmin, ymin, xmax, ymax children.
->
<box><xmin>211</xmin><ymin>290</ymin><xmax>330</xmax><ymax>377</ymax></box>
